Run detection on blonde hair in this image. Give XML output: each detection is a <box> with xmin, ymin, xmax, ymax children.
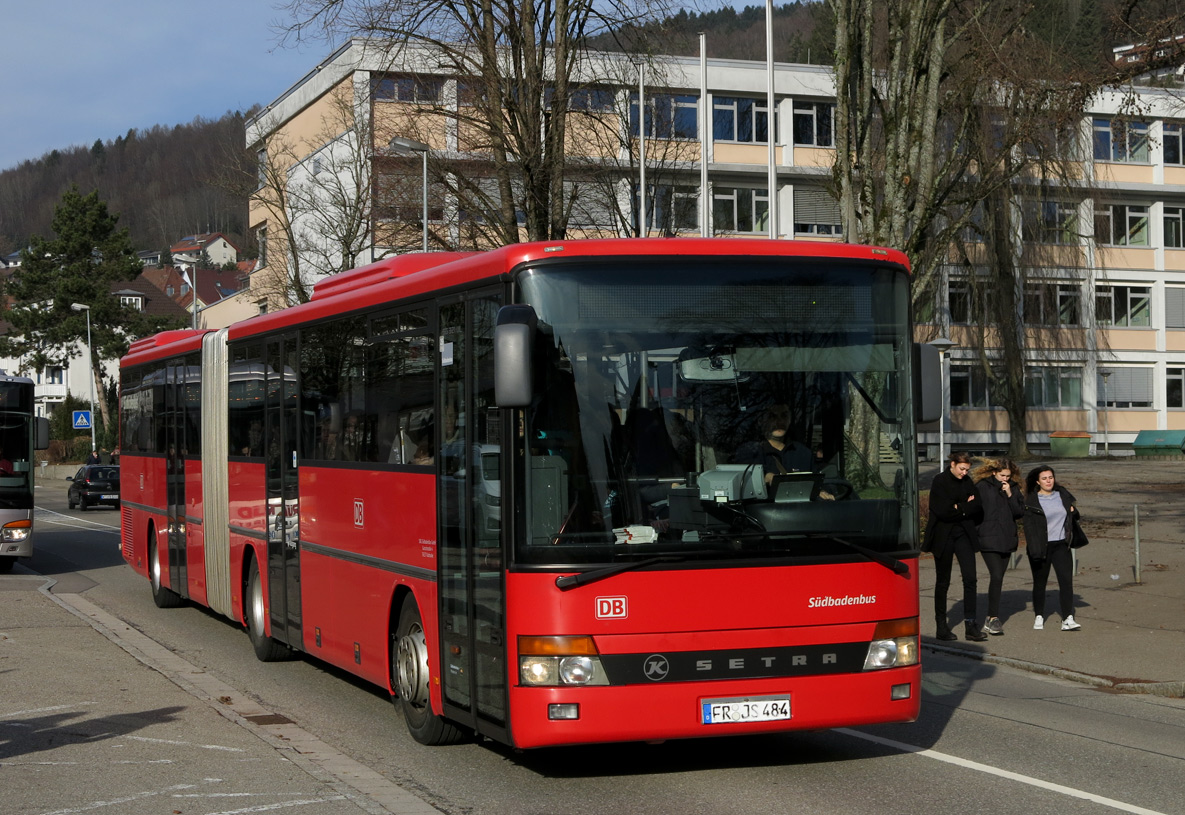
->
<box><xmin>972</xmin><ymin>457</ymin><xmax>1019</xmax><ymax>484</ymax></box>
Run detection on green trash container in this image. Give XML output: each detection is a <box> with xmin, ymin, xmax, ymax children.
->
<box><xmin>1131</xmin><ymin>430</ymin><xmax>1185</xmax><ymax>457</ymax></box>
<box><xmin>1049</xmin><ymin>431</ymin><xmax>1090</xmax><ymax>457</ymax></box>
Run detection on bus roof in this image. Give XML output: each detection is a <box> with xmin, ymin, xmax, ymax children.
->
<box><xmin>123</xmin><ymin>238</ymin><xmax>910</xmax><ymax>360</ymax></box>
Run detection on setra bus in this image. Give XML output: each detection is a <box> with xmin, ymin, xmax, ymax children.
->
<box><xmin>0</xmin><ymin>372</ymin><xmax>51</xmax><ymax>571</ymax></box>
<box><xmin>119</xmin><ymin>238</ymin><xmax>941</xmax><ymax>748</ymax></box>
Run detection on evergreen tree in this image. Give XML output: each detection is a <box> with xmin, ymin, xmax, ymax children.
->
<box><xmin>0</xmin><ymin>186</ymin><xmax>182</xmax><ymax>429</ymax></box>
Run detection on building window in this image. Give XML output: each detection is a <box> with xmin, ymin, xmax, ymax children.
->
<box><xmin>792</xmin><ymin>102</ymin><xmax>834</xmax><ymax>147</ymax></box>
<box><xmin>631</xmin><ymin>93</ymin><xmax>698</xmax><ymax>139</ymax></box>
<box><xmin>1167</xmin><ymin>287</ymin><xmax>1185</xmax><ymax>329</ymax></box>
<box><xmin>712</xmin><ymin>187</ymin><xmax>768</xmax><ymax>234</ymax></box>
<box><xmin>713</xmin><ymin>97</ymin><xmax>769</xmax><ymax>143</ymax></box>
<box><xmin>1165</xmin><ymin>206</ymin><xmax>1184</xmax><ymax>248</ymax></box>
<box><xmin>1164</xmin><ymin>123</ymin><xmax>1183</xmax><ymax>166</ymax></box>
<box><xmin>948</xmin><ymin>278</ymin><xmax>992</xmax><ymax>325</ymax></box>
<box><xmin>1092</xmin><ymin>118</ymin><xmax>1150</xmax><ymax>163</ymax></box>
<box><xmin>1022</xmin><ymin>199</ymin><xmax>1078</xmax><ymax>245</ymax></box>
<box><xmin>1168</xmin><ymin>368</ymin><xmax>1185</xmax><ymax>408</ymax></box>
<box><xmin>120</xmin><ymin>295</ymin><xmax>144</xmax><ymax>311</ymax></box>
<box><xmin>256</xmin><ymin>148</ymin><xmax>267</xmax><ymax>189</ymax></box>
<box><xmin>43</xmin><ymin>366</ymin><xmax>64</xmax><ymax>385</ymax></box>
<box><xmin>257</xmin><ymin>226</ymin><xmax>267</xmax><ymax>269</ymax></box>
<box><xmin>634</xmin><ymin>185</ymin><xmax>698</xmax><ymax>234</ymax></box>
<box><xmin>373</xmin><ymin>74</ymin><xmax>444</xmax><ymax>104</ymax></box>
<box><xmin>1095</xmin><ymin>204</ymin><xmax>1149</xmax><ymax>246</ymax></box>
<box><xmin>950</xmin><ymin>364</ymin><xmax>993</xmax><ymax>407</ymax></box>
<box><xmin>1024</xmin><ymin>282</ymin><xmax>1080</xmax><ymax>326</ymax></box>
<box><xmin>792</xmin><ymin>187</ymin><xmax>842</xmax><ymax>235</ymax></box>
<box><xmin>1025</xmin><ymin>366</ymin><xmax>1082</xmax><ymax>408</ymax></box>
<box><xmin>1096</xmin><ymin>285</ymin><xmax>1151</xmax><ymax>327</ymax></box>
<box><xmin>1097</xmin><ymin>367</ymin><xmax>1153</xmax><ymax>408</ymax></box>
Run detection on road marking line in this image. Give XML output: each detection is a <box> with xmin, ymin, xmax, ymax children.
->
<box><xmin>201</xmin><ymin>798</ymin><xmax>348</xmax><ymax>815</ymax></box>
<box><xmin>0</xmin><ymin>703</ymin><xmax>96</xmax><ymax>719</ymax></box>
<box><xmin>37</xmin><ymin>783</ymin><xmax>200</xmax><ymax>815</ymax></box>
<box><xmin>33</xmin><ymin>507</ymin><xmax>119</xmax><ymax>533</ymax></box>
<box><xmin>126</xmin><ymin>734</ymin><xmax>246</xmax><ymax>752</ymax></box>
<box><xmin>838</xmin><ymin>728</ymin><xmax>1169</xmax><ymax>815</ymax></box>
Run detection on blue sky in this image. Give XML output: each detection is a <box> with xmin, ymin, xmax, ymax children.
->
<box><xmin>0</xmin><ymin>1</ymin><xmax>328</xmax><ymax>171</ymax></box>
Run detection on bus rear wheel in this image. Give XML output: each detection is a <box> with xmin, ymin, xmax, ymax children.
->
<box><xmin>393</xmin><ymin>596</ymin><xmax>464</xmax><ymax>745</ymax></box>
<box><xmin>149</xmin><ymin>538</ymin><xmax>182</xmax><ymax>608</ymax></box>
<box><xmin>246</xmin><ymin>558</ymin><xmax>289</xmax><ymax>662</ymax></box>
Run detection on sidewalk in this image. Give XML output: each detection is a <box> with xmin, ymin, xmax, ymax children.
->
<box><xmin>918</xmin><ymin>456</ymin><xmax>1185</xmax><ymax>697</ymax></box>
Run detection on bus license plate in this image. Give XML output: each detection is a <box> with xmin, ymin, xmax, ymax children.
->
<box><xmin>702</xmin><ymin>696</ymin><xmax>791</xmax><ymax>725</ymax></box>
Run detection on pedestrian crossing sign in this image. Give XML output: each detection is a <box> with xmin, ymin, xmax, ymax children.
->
<box><xmin>72</xmin><ymin>410</ymin><xmax>91</xmax><ymax>429</ymax></box>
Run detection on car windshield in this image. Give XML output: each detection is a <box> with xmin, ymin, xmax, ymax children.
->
<box><xmin>511</xmin><ymin>256</ymin><xmax>919</xmax><ymax>568</ymax></box>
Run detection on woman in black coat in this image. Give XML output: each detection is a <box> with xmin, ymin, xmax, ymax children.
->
<box><xmin>1021</xmin><ymin>465</ymin><xmax>1082</xmax><ymax>631</ymax></box>
<box><xmin>924</xmin><ymin>452</ymin><xmax>985</xmax><ymax>641</ymax></box>
<box><xmin>972</xmin><ymin>459</ymin><xmax>1024</xmax><ymax>636</ymax></box>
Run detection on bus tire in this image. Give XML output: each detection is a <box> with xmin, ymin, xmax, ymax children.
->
<box><xmin>0</xmin><ymin>556</ymin><xmax>15</xmax><ymax>572</ymax></box>
<box><xmin>393</xmin><ymin>595</ymin><xmax>465</xmax><ymax>746</ymax></box>
<box><xmin>246</xmin><ymin>557</ymin><xmax>289</xmax><ymax>662</ymax></box>
<box><xmin>149</xmin><ymin>538</ymin><xmax>183</xmax><ymax>609</ymax></box>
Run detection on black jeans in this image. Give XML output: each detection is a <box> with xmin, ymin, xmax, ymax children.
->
<box><xmin>1029</xmin><ymin>540</ymin><xmax>1074</xmax><ymax>618</ymax></box>
<box><xmin>934</xmin><ymin>526</ymin><xmax>978</xmax><ymax>629</ymax></box>
<box><xmin>981</xmin><ymin>551</ymin><xmax>1011</xmax><ymax>618</ymax></box>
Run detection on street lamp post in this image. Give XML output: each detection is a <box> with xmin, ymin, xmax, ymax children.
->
<box><xmin>71</xmin><ymin>303</ymin><xmax>97</xmax><ymax>454</ymax></box>
<box><xmin>388</xmin><ymin>137</ymin><xmax>430</xmax><ymax>252</ymax></box>
<box><xmin>929</xmin><ymin>338</ymin><xmax>956</xmax><ymax>464</ymax></box>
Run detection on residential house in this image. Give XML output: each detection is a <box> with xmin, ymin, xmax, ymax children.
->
<box><xmin>170</xmin><ymin>233</ymin><xmax>240</xmax><ymax>269</ymax></box>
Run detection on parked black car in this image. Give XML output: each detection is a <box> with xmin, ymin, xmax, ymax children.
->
<box><xmin>67</xmin><ymin>465</ymin><xmax>120</xmax><ymax>511</ymax></box>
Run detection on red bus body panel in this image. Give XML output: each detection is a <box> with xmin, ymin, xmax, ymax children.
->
<box><xmin>505</xmin><ymin>562</ymin><xmax>921</xmax><ymax>747</ymax></box>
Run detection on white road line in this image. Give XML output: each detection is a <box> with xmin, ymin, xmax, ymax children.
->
<box><xmin>202</xmin><ymin>799</ymin><xmax>349</xmax><ymax>815</ymax></box>
<box><xmin>37</xmin><ymin>783</ymin><xmax>200</xmax><ymax>815</ymax></box>
<box><xmin>34</xmin><ymin>507</ymin><xmax>119</xmax><ymax>533</ymax></box>
<box><xmin>126</xmin><ymin>734</ymin><xmax>246</xmax><ymax>752</ymax></box>
<box><xmin>0</xmin><ymin>703</ymin><xmax>96</xmax><ymax>719</ymax></box>
<box><xmin>838</xmin><ymin>728</ymin><xmax>1170</xmax><ymax>815</ymax></box>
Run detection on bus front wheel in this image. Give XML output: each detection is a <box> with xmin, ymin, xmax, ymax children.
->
<box><xmin>393</xmin><ymin>596</ymin><xmax>464</xmax><ymax>746</ymax></box>
<box><xmin>246</xmin><ymin>558</ymin><xmax>289</xmax><ymax>662</ymax></box>
<box><xmin>149</xmin><ymin>538</ymin><xmax>182</xmax><ymax>608</ymax></box>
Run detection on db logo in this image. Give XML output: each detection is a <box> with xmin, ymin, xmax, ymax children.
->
<box><xmin>595</xmin><ymin>596</ymin><xmax>628</xmax><ymax>619</ymax></box>
<box><xmin>354</xmin><ymin>500</ymin><xmax>364</xmax><ymax>528</ymax></box>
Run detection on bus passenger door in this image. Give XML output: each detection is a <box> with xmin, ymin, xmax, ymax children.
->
<box><xmin>165</xmin><ymin>362</ymin><xmax>187</xmax><ymax>596</ymax></box>
<box><xmin>265</xmin><ymin>335</ymin><xmax>302</xmax><ymax>648</ymax></box>
<box><xmin>438</xmin><ymin>292</ymin><xmax>508</xmax><ymax>737</ymax></box>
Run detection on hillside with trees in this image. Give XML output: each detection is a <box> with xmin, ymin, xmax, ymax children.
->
<box><xmin>0</xmin><ymin>110</ymin><xmax>257</xmax><ymax>260</ymax></box>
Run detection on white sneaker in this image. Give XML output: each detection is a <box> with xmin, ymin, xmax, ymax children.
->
<box><xmin>1061</xmin><ymin>615</ymin><xmax>1081</xmax><ymax>631</ymax></box>
<box><xmin>1033</xmin><ymin>615</ymin><xmax>1044</xmax><ymax>630</ymax></box>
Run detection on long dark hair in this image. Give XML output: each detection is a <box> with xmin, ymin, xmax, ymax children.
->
<box><xmin>1025</xmin><ymin>464</ymin><xmax>1056</xmax><ymax>495</ymax></box>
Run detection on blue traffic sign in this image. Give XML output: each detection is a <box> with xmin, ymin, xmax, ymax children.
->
<box><xmin>72</xmin><ymin>410</ymin><xmax>91</xmax><ymax>429</ymax></box>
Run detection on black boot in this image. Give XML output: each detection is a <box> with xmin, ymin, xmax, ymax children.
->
<box><xmin>964</xmin><ymin>620</ymin><xmax>988</xmax><ymax>642</ymax></box>
<box><xmin>935</xmin><ymin>622</ymin><xmax>957</xmax><ymax>641</ymax></box>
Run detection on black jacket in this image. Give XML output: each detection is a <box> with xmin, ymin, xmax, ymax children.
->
<box><xmin>923</xmin><ymin>468</ymin><xmax>983</xmax><ymax>556</ymax></box>
<box><xmin>1021</xmin><ymin>485</ymin><xmax>1078</xmax><ymax>561</ymax></box>
<box><xmin>974</xmin><ymin>478</ymin><xmax>1024</xmax><ymax>554</ymax></box>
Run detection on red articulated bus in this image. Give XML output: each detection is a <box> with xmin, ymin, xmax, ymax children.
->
<box><xmin>119</xmin><ymin>238</ymin><xmax>940</xmax><ymax>748</ymax></box>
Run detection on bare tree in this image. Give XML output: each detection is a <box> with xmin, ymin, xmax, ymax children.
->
<box><xmin>279</xmin><ymin>0</ymin><xmax>682</xmax><ymax>245</ymax></box>
<box><xmin>828</xmin><ymin>0</ymin><xmax>1185</xmax><ymax>459</ymax></box>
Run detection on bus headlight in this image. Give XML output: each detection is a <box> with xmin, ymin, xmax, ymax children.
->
<box><xmin>519</xmin><ymin>636</ymin><xmax>610</xmax><ymax>687</ymax></box>
<box><xmin>2</xmin><ymin>520</ymin><xmax>31</xmax><ymax>542</ymax></box>
<box><xmin>863</xmin><ymin>618</ymin><xmax>920</xmax><ymax>670</ymax></box>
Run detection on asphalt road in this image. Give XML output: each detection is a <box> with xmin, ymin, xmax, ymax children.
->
<box><xmin>5</xmin><ymin>483</ymin><xmax>1184</xmax><ymax>815</ymax></box>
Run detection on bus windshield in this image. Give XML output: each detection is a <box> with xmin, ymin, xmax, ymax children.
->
<box><xmin>513</xmin><ymin>257</ymin><xmax>917</xmax><ymax>568</ymax></box>
<box><xmin>0</xmin><ymin>413</ymin><xmax>35</xmax><ymax>510</ymax></box>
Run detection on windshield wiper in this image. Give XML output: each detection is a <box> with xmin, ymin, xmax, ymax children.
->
<box><xmin>806</xmin><ymin>533</ymin><xmax>910</xmax><ymax>577</ymax></box>
<box><xmin>555</xmin><ymin>555</ymin><xmax>685</xmax><ymax>590</ymax></box>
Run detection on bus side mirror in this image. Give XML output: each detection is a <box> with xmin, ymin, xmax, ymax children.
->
<box><xmin>494</xmin><ymin>305</ymin><xmax>537</xmax><ymax>408</ymax></box>
<box><xmin>913</xmin><ymin>342</ymin><xmax>942</xmax><ymax>424</ymax></box>
<box><xmin>34</xmin><ymin>417</ymin><xmax>50</xmax><ymax>450</ymax></box>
